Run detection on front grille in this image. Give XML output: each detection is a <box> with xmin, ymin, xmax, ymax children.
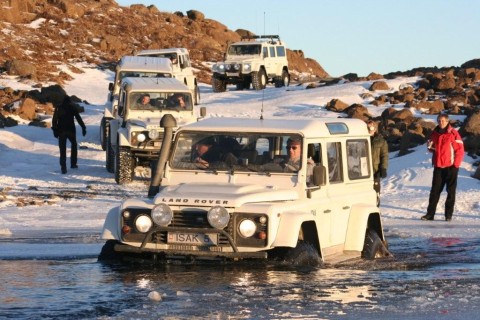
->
<box><xmin>122</xmin><ymin>209</ymin><xmax>267</xmax><ymax>248</ymax></box>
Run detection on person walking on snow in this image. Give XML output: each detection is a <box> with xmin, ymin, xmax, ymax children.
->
<box><xmin>422</xmin><ymin>114</ymin><xmax>464</xmax><ymax>222</ymax></box>
<box><xmin>367</xmin><ymin>120</ymin><xmax>388</xmax><ymax>206</ymax></box>
<box><xmin>51</xmin><ymin>96</ymin><xmax>87</xmax><ymax>174</ymax></box>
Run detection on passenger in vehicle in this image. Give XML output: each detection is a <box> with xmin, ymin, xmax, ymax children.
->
<box><xmin>167</xmin><ymin>93</ymin><xmax>187</xmax><ymax>109</ymax></box>
<box><xmin>192</xmin><ymin>137</ymin><xmax>219</xmax><ymax>169</ymax></box>
<box><xmin>135</xmin><ymin>94</ymin><xmax>152</xmax><ymax>109</ymax></box>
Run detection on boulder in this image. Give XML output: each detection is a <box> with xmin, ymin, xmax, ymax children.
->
<box><xmin>5</xmin><ymin>60</ymin><xmax>37</xmax><ymax>80</ymax></box>
<box><xmin>369</xmin><ymin>81</ymin><xmax>390</xmax><ymax>91</ymax></box>
<box><xmin>325</xmin><ymin>99</ymin><xmax>349</xmax><ymax>112</ymax></box>
<box><xmin>187</xmin><ymin>10</ymin><xmax>205</xmax><ymax>21</ymax></box>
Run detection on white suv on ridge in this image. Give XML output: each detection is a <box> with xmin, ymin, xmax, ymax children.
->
<box><xmin>211</xmin><ymin>35</ymin><xmax>290</xmax><ymax>92</ymax></box>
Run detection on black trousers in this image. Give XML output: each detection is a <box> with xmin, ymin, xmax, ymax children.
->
<box><xmin>373</xmin><ymin>174</ymin><xmax>381</xmax><ymax>206</ymax></box>
<box><xmin>427</xmin><ymin>166</ymin><xmax>459</xmax><ymax>219</ymax></box>
<box><xmin>58</xmin><ymin>131</ymin><xmax>78</xmax><ymax>169</ymax></box>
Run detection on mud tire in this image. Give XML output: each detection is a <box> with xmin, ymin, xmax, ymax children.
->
<box><xmin>252</xmin><ymin>68</ymin><xmax>267</xmax><ymax>90</ymax></box>
<box><xmin>115</xmin><ymin>145</ymin><xmax>134</xmax><ymax>184</ymax></box>
<box><xmin>275</xmin><ymin>70</ymin><xmax>290</xmax><ymax>88</ymax></box>
<box><xmin>212</xmin><ymin>76</ymin><xmax>226</xmax><ymax>93</ymax></box>
<box><xmin>105</xmin><ymin>131</ymin><xmax>114</xmax><ymax>173</ymax></box>
<box><xmin>361</xmin><ymin>228</ymin><xmax>391</xmax><ymax>260</ymax></box>
<box><xmin>284</xmin><ymin>241</ymin><xmax>321</xmax><ymax>266</ymax></box>
<box><xmin>98</xmin><ymin>240</ymin><xmax>122</xmax><ymax>262</ymax></box>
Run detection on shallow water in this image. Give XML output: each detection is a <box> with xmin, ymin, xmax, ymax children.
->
<box><xmin>1</xmin><ymin>235</ymin><xmax>480</xmax><ymax>319</ymax></box>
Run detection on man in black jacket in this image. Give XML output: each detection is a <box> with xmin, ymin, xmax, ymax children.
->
<box><xmin>51</xmin><ymin>96</ymin><xmax>86</xmax><ymax>174</ymax></box>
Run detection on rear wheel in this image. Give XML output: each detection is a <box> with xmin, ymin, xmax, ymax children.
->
<box><xmin>252</xmin><ymin>68</ymin><xmax>267</xmax><ymax>90</ymax></box>
<box><xmin>212</xmin><ymin>76</ymin><xmax>226</xmax><ymax>93</ymax></box>
<box><xmin>115</xmin><ymin>145</ymin><xmax>135</xmax><ymax>184</ymax></box>
<box><xmin>361</xmin><ymin>228</ymin><xmax>391</xmax><ymax>260</ymax></box>
<box><xmin>275</xmin><ymin>70</ymin><xmax>290</xmax><ymax>88</ymax></box>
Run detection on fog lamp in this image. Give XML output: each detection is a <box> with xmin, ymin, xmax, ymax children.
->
<box><xmin>151</xmin><ymin>203</ymin><xmax>173</xmax><ymax>226</ymax></box>
<box><xmin>207</xmin><ymin>206</ymin><xmax>230</xmax><ymax>229</ymax></box>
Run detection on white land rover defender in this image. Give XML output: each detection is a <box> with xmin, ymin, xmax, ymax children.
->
<box><xmin>100</xmin><ymin>56</ymin><xmax>173</xmax><ymax>150</ymax></box>
<box><xmin>136</xmin><ymin>48</ymin><xmax>200</xmax><ymax>105</ymax></box>
<box><xmin>106</xmin><ymin>77</ymin><xmax>205</xmax><ymax>184</ymax></box>
<box><xmin>99</xmin><ymin>116</ymin><xmax>391</xmax><ymax>265</ymax></box>
<box><xmin>211</xmin><ymin>35</ymin><xmax>290</xmax><ymax>92</ymax></box>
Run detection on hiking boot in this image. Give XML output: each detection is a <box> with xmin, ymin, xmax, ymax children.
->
<box><xmin>421</xmin><ymin>215</ymin><xmax>434</xmax><ymax>221</ymax></box>
<box><xmin>71</xmin><ymin>165</ymin><xmax>78</xmax><ymax>169</ymax></box>
<box><xmin>445</xmin><ymin>217</ymin><xmax>452</xmax><ymax>222</ymax></box>
<box><xmin>61</xmin><ymin>168</ymin><xmax>67</xmax><ymax>174</ymax></box>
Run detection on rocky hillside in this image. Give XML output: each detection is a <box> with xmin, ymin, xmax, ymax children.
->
<box><xmin>0</xmin><ymin>0</ymin><xmax>328</xmax><ymax>85</ymax></box>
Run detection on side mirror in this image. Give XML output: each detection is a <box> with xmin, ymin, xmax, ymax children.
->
<box><xmin>199</xmin><ymin>106</ymin><xmax>207</xmax><ymax>119</ymax></box>
<box><xmin>312</xmin><ymin>165</ymin><xmax>326</xmax><ymax>186</ymax></box>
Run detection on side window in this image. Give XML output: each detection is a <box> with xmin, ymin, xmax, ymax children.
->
<box><xmin>276</xmin><ymin>46</ymin><xmax>286</xmax><ymax>57</ymax></box>
<box><xmin>263</xmin><ymin>47</ymin><xmax>268</xmax><ymax>58</ymax></box>
<box><xmin>269</xmin><ymin>47</ymin><xmax>276</xmax><ymax>58</ymax></box>
<box><xmin>347</xmin><ymin>139</ymin><xmax>370</xmax><ymax>179</ymax></box>
<box><xmin>327</xmin><ymin>142</ymin><xmax>343</xmax><ymax>183</ymax></box>
<box><xmin>307</xmin><ymin>143</ymin><xmax>321</xmax><ymax>164</ymax></box>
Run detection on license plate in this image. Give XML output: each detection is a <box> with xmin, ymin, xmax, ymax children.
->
<box><xmin>167</xmin><ymin>232</ymin><xmax>218</xmax><ymax>245</ymax></box>
<box><xmin>226</xmin><ymin>72</ymin><xmax>239</xmax><ymax>77</ymax></box>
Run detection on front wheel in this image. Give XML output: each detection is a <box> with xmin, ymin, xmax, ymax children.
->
<box><xmin>100</xmin><ymin>117</ymin><xmax>108</xmax><ymax>151</ymax></box>
<box><xmin>252</xmin><ymin>69</ymin><xmax>267</xmax><ymax>90</ymax></box>
<box><xmin>105</xmin><ymin>131</ymin><xmax>114</xmax><ymax>173</ymax></box>
<box><xmin>212</xmin><ymin>76</ymin><xmax>226</xmax><ymax>93</ymax></box>
<box><xmin>361</xmin><ymin>229</ymin><xmax>392</xmax><ymax>260</ymax></box>
<box><xmin>283</xmin><ymin>241</ymin><xmax>321</xmax><ymax>266</ymax></box>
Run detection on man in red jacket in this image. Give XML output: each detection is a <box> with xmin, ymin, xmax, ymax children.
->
<box><xmin>422</xmin><ymin>114</ymin><xmax>464</xmax><ymax>221</ymax></box>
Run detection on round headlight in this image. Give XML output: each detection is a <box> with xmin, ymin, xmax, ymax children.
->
<box><xmin>137</xmin><ymin>133</ymin><xmax>146</xmax><ymax>142</ymax></box>
<box><xmin>233</xmin><ymin>63</ymin><xmax>240</xmax><ymax>71</ymax></box>
<box><xmin>243</xmin><ymin>64</ymin><xmax>251</xmax><ymax>71</ymax></box>
<box><xmin>238</xmin><ymin>219</ymin><xmax>256</xmax><ymax>238</ymax></box>
<box><xmin>151</xmin><ymin>203</ymin><xmax>173</xmax><ymax>226</ymax></box>
<box><xmin>149</xmin><ymin>129</ymin><xmax>160</xmax><ymax>140</ymax></box>
<box><xmin>207</xmin><ymin>206</ymin><xmax>230</xmax><ymax>229</ymax></box>
<box><xmin>135</xmin><ymin>215</ymin><xmax>152</xmax><ymax>233</ymax></box>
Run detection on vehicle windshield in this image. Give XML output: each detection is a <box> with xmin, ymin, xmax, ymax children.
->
<box><xmin>118</xmin><ymin>71</ymin><xmax>172</xmax><ymax>84</ymax></box>
<box><xmin>227</xmin><ymin>44</ymin><xmax>261</xmax><ymax>56</ymax></box>
<box><xmin>129</xmin><ymin>92</ymin><xmax>193</xmax><ymax>111</ymax></box>
<box><xmin>171</xmin><ymin>132</ymin><xmax>303</xmax><ymax>173</ymax></box>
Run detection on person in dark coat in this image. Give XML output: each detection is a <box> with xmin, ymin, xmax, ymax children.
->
<box><xmin>367</xmin><ymin>120</ymin><xmax>389</xmax><ymax>206</ymax></box>
<box><xmin>51</xmin><ymin>96</ymin><xmax>86</xmax><ymax>174</ymax></box>
<box><xmin>422</xmin><ymin>114</ymin><xmax>464</xmax><ymax>221</ymax></box>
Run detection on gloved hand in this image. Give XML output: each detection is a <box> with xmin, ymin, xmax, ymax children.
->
<box><xmin>82</xmin><ymin>127</ymin><xmax>87</xmax><ymax>136</ymax></box>
<box><xmin>52</xmin><ymin>127</ymin><xmax>58</xmax><ymax>138</ymax></box>
<box><xmin>381</xmin><ymin>168</ymin><xmax>387</xmax><ymax>178</ymax></box>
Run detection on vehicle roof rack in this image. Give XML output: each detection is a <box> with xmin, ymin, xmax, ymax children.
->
<box><xmin>240</xmin><ymin>35</ymin><xmax>282</xmax><ymax>44</ymax></box>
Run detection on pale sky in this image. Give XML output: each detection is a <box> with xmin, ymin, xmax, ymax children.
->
<box><xmin>116</xmin><ymin>0</ymin><xmax>480</xmax><ymax>77</ymax></box>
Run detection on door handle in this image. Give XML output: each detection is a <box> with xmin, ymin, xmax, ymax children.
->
<box><xmin>342</xmin><ymin>206</ymin><xmax>350</xmax><ymax>210</ymax></box>
<box><xmin>324</xmin><ymin>209</ymin><xmax>331</xmax><ymax>213</ymax></box>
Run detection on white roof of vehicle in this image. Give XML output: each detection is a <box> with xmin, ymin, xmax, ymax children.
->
<box><xmin>178</xmin><ymin>117</ymin><xmax>369</xmax><ymax>138</ymax></box>
<box><xmin>136</xmin><ymin>48</ymin><xmax>189</xmax><ymax>56</ymax></box>
<box><xmin>117</xmin><ymin>56</ymin><xmax>172</xmax><ymax>73</ymax></box>
<box><xmin>122</xmin><ymin>77</ymin><xmax>191</xmax><ymax>93</ymax></box>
